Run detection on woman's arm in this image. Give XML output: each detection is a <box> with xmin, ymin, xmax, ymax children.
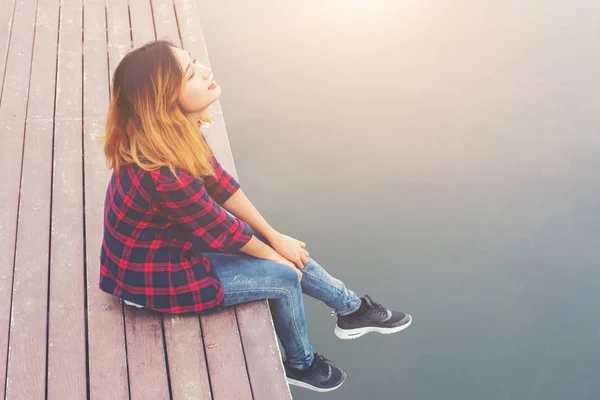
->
<box><xmin>205</xmin><ymin>155</ymin><xmax>308</xmax><ymax>269</ymax></box>
<box><xmin>153</xmin><ymin>167</ymin><xmax>253</xmax><ymax>253</ymax></box>
<box><xmin>239</xmin><ymin>235</ymin><xmax>298</xmax><ymax>274</ymax></box>
<box><xmin>222</xmin><ymin>188</ymin><xmax>281</xmax><ymax>243</ymax></box>
<box><xmin>223</xmin><ymin>190</ymin><xmax>310</xmax><ymax>270</ymax></box>
<box><xmin>202</xmin><ymin>153</ymin><xmax>281</xmax><ymax>242</ymax></box>
<box><xmin>153</xmin><ymin>167</ymin><xmax>287</xmax><ymax>262</ymax></box>
<box><xmin>202</xmin><ymin>155</ymin><xmax>241</xmax><ymax>205</ymax></box>
<box><xmin>202</xmin><ymin>150</ymin><xmax>280</xmax><ymax>241</ymax></box>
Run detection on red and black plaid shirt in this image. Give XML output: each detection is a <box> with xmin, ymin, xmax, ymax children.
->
<box><xmin>99</xmin><ymin>155</ymin><xmax>253</xmax><ymax>315</ymax></box>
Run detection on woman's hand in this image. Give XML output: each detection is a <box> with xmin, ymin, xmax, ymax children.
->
<box><xmin>270</xmin><ymin>233</ymin><xmax>310</xmax><ymax>270</ymax></box>
<box><xmin>266</xmin><ymin>251</ymin><xmax>303</xmax><ymax>280</ymax></box>
<box><xmin>242</xmin><ymin>235</ymin><xmax>302</xmax><ymax>279</ymax></box>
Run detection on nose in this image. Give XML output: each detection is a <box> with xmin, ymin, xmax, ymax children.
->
<box><xmin>201</xmin><ymin>66</ymin><xmax>212</xmax><ymax>80</ymax></box>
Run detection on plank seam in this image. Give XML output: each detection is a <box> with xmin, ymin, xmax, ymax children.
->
<box><xmin>81</xmin><ymin>1</ymin><xmax>91</xmax><ymax>399</ymax></box>
<box><xmin>148</xmin><ymin>0</ymin><xmax>157</xmax><ymax>40</ymax></box>
<box><xmin>127</xmin><ymin>2</ymin><xmax>133</xmax><ymax>45</ymax></box>
<box><xmin>171</xmin><ymin>0</ymin><xmax>183</xmax><ymax>47</ymax></box>
<box><xmin>44</xmin><ymin>0</ymin><xmax>62</xmax><ymax>398</ymax></box>
<box><xmin>105</xmin><ymin>2</ymin><xmax>111</xmax><ymax>96</ymax></box>
<box><xmin>233</xmin><ymin>306</ymin><xmax>256</xmax><ymax>400</ymax></box>
<box><xmin>198</xmin><ymin>317</ymin><xmax>214</xmax><ymax>399</ymax></box>
<box><xmin>160</xmin><ymin>317</ymin><xmax>174</xmax><ymax>400</ymax></box>
<box><xmin>118</xmin><ymin>3</ymin><xmax>134</xmax><ymax>398</ymax></box>
<box><xmin>121</xmin><ymin>304</ymin><xmax>133</xmax><ymax>400</ymax></box>
<box><xmin>0</xmin><ymin>0</ymin><xmax>18</xmax><ymax>107</ymax></box>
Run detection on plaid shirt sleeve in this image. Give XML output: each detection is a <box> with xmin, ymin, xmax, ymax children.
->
<box><xmin>152</xmin><ymin>167</ymin><xmax>253</xmax><ymax>253</ymax></box>
<box><xmin>203</xmin><ymin>155</ymin><xmax>241</xmax><ymax>205</ymax></box>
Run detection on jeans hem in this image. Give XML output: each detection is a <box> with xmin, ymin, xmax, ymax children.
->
<box><xmin>287</xmin><ymin>352</ymin><xmax>315</xmax><ymax>370</ymax></box>
<box><xmin>301</xmin><ymin>265</ymin><xmax>361</xmax><ymax>317</ymax></box>
<box><xmin>335</xmin><ymin>297</ymin><xmax>362</xmax><ymax>316</ymax></box>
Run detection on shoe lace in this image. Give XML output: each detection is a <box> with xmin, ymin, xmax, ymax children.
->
<box><xmin>313</xmin><ymin>353</ymin><xmax>332</xmax><ymax>378</ymax></box>
<box><xmin>369</xmin><ymin>301</ymin><xmax>388</xmax><ymax>318</ymax></box>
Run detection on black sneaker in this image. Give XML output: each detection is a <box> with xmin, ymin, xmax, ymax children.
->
<box><xmin>334</xmin><ymin>295</ymin><xmax>412</xmax><ymax>340</ymax></box>
<box><xmin>283</xmin><ymin>353</ymin><xmax>346</xmax><ymax>392</ymax></box>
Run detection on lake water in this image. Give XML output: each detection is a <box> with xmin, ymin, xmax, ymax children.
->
<box><xmin>199</xmin><ymin>1</ymin><xmax>600</xmax><ymax>399</ymax></box>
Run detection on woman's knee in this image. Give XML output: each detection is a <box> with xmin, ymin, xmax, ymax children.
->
<box><xmin>262</xmin><ymin>260</ymin><xmax>302</xmax><ymax>290</ymax></box>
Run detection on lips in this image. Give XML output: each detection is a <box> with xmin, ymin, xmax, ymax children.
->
<box><xmin>208</xmin><ymin>79</ymin><xmax>217</xmax><ymax>90</ymax></box>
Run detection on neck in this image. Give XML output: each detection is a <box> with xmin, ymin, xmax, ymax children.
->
<box><xmin>187</xmin><ymin>109</ymin><xmax>209</xmax><ymax>124</ymax></box>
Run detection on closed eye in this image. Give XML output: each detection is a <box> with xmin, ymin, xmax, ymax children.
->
<box><xmin>187</xmin><ymin>59</ymin><xmax>199</xmax><ymax>80</ymax></box>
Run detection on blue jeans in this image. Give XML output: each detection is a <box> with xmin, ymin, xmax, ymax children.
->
<box><xmin>208</xmin><ymin>251</ymin><xmax>361</xmax><ymax>369</ymax></box>
<box><xmin>124</xmin><ymin>233</ymin><xmax>362</xmax><ymax>369</ymax></box>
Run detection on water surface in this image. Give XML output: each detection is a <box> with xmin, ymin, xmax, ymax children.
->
<box><xmin>200</xmin><ymin>1</ymin><xmax>600</xmax><ymax>398</ymax></box>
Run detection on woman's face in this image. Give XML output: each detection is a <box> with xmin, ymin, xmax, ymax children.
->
<box><xmin>171</xmin><ymin>46</ymin><xmax>221</xmax><ymax>118</ymax></box>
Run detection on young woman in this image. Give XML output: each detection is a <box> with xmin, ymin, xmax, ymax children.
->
<box><xmin>99</xmin><ymin>39</ymin><xmax>412</xmax><ymax>393</ymax></box>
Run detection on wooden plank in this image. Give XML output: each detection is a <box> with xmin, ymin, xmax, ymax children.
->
<box><xmin>202</xmin><ymin>309</ymin><xmax>253</xmax><ymax>400</ymax></box>
<box><xmin>48</xmin><ymin>120</ymin><xmax>88</xmax><ymax>398</ymax></box>
<box><xmin>236</xmin><ymin>303</ymin><xmax>292</xmax><ymax>400</ymax></box>
<box><xmin>84</xmin><ymin>0</ymin><xmax>130</xmax><ymax>399</ymax></box>
<box><xmin>130</xmin><ymin>0</ymin><xmax>156</xmax><ymax>47</ymax></box>
<box><xmin>83</xmin><ymin>0</ymin><xmax>111</xmax><ymax>121</ymax></box>
<box><xmin>163</xmin><ymin>316</ymin><xmax>212</xmax><ymax>400</ymax></box>
<box><xmin>174</xmin><ymin>1</ymin><xmax>291</xmax><ymax>398</ymax></box>
<box><xmin>0</xmin><ymin>0</ymin><xmax>43</xmax><ymax>397</ymax></box>
<box><xmin>0</xmin><ymin>0</ymin><xmax>17</xmax><ymax>103</ymax></box>
<box><xmin>106</xmin><ymin>0</ymin><xmax>132</xmax><ymax>80</ymax></box>
<box><xmin>6</xmin><ymin>121</ymin><xmax>54</xmax><ymax>400</ymax></box>
<box><xmin>124</xmin><ymin>2</ymin><xmax>171</xmax><ymax>400</ymax></box>
<box><xmin>46</xmin><ymin>0</ymin><xmax>87</xmax><ymax>397</ymax></box>
<box><xmin>151</xmin><ymin>2</ymin><xmax>214</xmax><ymax>399</ymax></box>
<box><xmin>6</xmin><ymin>0</ymin><xmax>60</xmax><ymax>398</ymax></box>
<box><xmin>123</xmin><ymin>308</ymin><xmax>169</xmax><ymax>400</ymax></box>
<box><xmin>152</xmin><ymin>0</ymin><xmax>181</xmax><ymax>43</ymax></box>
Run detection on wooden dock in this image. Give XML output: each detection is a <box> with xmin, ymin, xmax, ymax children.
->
<box><xmin>0</xmin><ymin>0</ymin><xmax>291</xmax><ymax>398</ymax></box>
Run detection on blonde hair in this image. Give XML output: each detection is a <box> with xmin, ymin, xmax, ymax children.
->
<box><xmin>101</xmin><ymin>39</ymin><xmax>214</xmax><ymax>179</ymax></box>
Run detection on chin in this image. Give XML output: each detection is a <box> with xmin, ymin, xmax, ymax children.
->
<box><xmin>212</xmin><ymin>85</ymin><xmax>223</xmax><ymax>99</ymax></box>
<box><xmin>203</xmin><ymin>88</ymin><xmax>222</xmax><ymax>109</ymax></box>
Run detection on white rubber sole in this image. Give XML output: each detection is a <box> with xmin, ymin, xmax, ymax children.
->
<box><xmin>334</xmin><ymin>314</ymin><xmax>412</xmax><ymax>340</ymax></box>
<box><xmin>286</xmin><ymin>372</ymin><xmax>346</xmax><ymax>392</ymax></box>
